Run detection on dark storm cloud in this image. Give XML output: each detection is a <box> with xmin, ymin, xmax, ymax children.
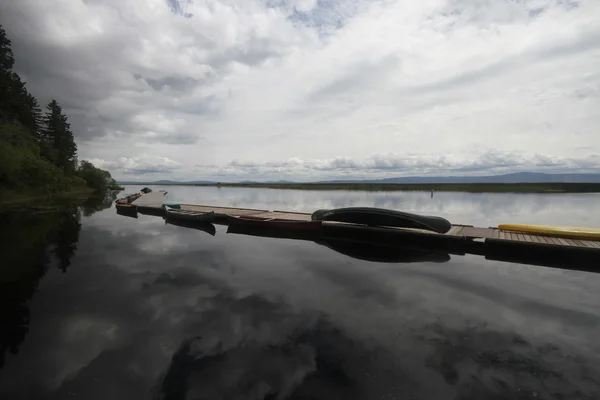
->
<box><xmin>135</xmin><ymin>74</ymin><xmax>201</xmax><ymax>93</ymax></box>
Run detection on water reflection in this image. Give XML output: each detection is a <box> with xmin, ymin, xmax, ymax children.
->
<box><xmin>0</xmin><ymin>189</ymin><xmax>599</xmax><ymax>399</ymax></box>
<box><xmin>165</xmin><ymin>219</ymin><xmax>216</xmax><ymax>236</ymax></box>
<box><xmin>226</xmin><ymin>223</ymin><xmax>452</xmax><ymax>264</ymax></box>
<box><xmin>0</xmin><ymin>193</ymin><xmax>115</xmax><ymax>370</ymax></box>
<box><xmin>81</xmin><ymin>191</ymin><xmax>118</xmax><ymax>217</ymax></box>
<box><xmin>315</xmin><ymin>239</ymin><xmax>450</xmax><ymax>263</ymax></box>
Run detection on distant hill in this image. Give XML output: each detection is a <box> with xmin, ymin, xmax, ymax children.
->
<box><xmin>318</xmin><ymin>172</ymin><xmax>600</xmax><ymax>184</ymax></box>
<box><xmin>118</xmin><ymin>179</ymin><xmax>216</xmax><ymax>185</ymax></box>
<box><xmin>117</xmin><ymin>172</ymin><xmax>600</xmax><ymax>185</ymax></box>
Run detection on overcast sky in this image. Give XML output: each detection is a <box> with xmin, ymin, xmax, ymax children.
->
<box><xmin>1</xmin><ymin>0</ymin><xmax>599</xmax><ymax>181</ymax></box>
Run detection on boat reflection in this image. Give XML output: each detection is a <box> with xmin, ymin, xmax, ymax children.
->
<box><xmin>315</xmin><ymin>238</ymin><xmax>450</xmax><ymax>263</ymax></box>
<box><xmin>164</xmin><ymin>219</ymin><xmax>217</xmax><ymax>236</ymax></box>
<box><xmin>116</xmin><ymin>205</ymin><xmax>138</xmax><ymax>219</ymax></box>
<box><xmin>226</xmin><ymin>224</ymin><xmax>451</xmax><ymax>264</ymax></box>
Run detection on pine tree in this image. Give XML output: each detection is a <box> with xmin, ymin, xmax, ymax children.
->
<box><xmin>42</xmin><ymin>100</ymin><xmax>77</xmax><ymax>172</ymax></box>
<box><xmin>0</xmin><ymin>26</ymin><xmax>14</xmax><ymax>72</ymax></box>
<box><xmin>23</xmin><ymin>92</ymin><xmax>43</xmax><ymax>140</ymax></box>
<box><xmin>0</xmin><ymin>26</ymin><xmax>16</xmax><ymax>122</ymax></box>
<box><xmin>10</xmin><ymin>76</ymin><xmax>42</xmax><ymax>135</ymax></box>
<box><xmin>0</xmin><ymin>27</ymin><xmax>41</xmax><ymax>137</ymax></box>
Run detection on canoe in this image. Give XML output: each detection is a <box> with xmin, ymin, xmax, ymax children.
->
<box><xmin>498</xmin><ymin>224</ymin><xmax>600</xmax><ymax>241</ymax></box>
<box><xmin>164</xmin><ymin>206</ymin><xmax>217</xmax><ymax>223</ymax></box>
<box><xmin>311</xmin><ymin>207</ymin><xmax>452</xmax><ymax>234</ymax></box>
<box><xmin>227</xmin><ymin>215</ymin><xmax>322</xmax><ymax>230</ymax></box>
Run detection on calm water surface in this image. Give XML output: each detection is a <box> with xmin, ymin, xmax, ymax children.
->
<box><xmin>1</xmin><ymin>186</ymin><xmax>599</xmax><ymax>399</ymax></box>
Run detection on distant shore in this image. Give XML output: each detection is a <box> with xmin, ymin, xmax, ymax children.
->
<box><xmin>120</xmin><ymin>182</ymin><xmax>600</xmax><ymax>193</ymax></box>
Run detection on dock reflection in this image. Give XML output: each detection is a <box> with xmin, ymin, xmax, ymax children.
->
<box><xmin>118</xmin><ymin>209</ymin><xmax>600</xmax><ymax>273</ymax></box>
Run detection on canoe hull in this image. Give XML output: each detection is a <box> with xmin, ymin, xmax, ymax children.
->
<box><xmin>165</xmin><ymin>206</ymin><xmax>217</xmax><ymax>223</ymax></box>
<box><xmin>311</xmin><ymin>207</ymin><xmax>452</xmax><ymax>234</ymax></box>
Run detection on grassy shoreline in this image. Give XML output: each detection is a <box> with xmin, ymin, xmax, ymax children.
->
<box><xmin>121</xmin><ymin>182</ymin><xmax>600</xmax><ymax>193</ymax></box>
<box><xmin>0</xmin><ymin>187</ymin><xmax>95</xmax><ymax>207</ymax></box>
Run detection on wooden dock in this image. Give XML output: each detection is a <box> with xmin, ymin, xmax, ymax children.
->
<box><xmin>124</xmin><ymin>191</ymin><xmax>600</xmax><ymax>273</ymax></box>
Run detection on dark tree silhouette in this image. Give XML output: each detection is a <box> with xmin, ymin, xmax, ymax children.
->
<box><xmin>42</xmin><ymin>100</ymin><xmax>77</xmax><ymax>172</ymax></box>
<box><xmin>53</xmin><ymin>211</ymin><xmax>82</xmax><ymax>273</ymax></box>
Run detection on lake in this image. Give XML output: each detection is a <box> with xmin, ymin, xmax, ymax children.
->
<box><xmin>1</xmin><ymin>186</ymin><xmax>599</xmax><ymax>399</ymax></box>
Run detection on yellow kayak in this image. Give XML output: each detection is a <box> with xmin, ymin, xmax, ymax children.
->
<box><xmin>498</xmin><ymin>224</ymin><xmax>600</xmax><ymax>240</ymax></box>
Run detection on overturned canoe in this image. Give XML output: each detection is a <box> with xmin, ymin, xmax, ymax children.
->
<box><xmin>311</xmin><ymin>207</ymin><xmax>452</xmax><ymax>234</ymax></box>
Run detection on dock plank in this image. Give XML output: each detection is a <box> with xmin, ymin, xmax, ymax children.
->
<box><xmin>181</xmin><ymin>204</ymin><xmax>269</xmax><ymax>216</ymax></box>
<box><xmin>252</xmin><ymin>212</ymin><xmax>312</xmax><ymax>221</ymax></box>
<box><xmin>460</xmin><ymin>227</ymin><xmax>497</xmax><ymax>238</ymax></box>
<box><xmin>549</xmin><ymin>237</ymin><xmax>563</xmax><ymax>246</ymax></box>
<box><xmin>586</xmin><ymin>240</ymin><xmax>600</xmax><ymax>249</ymax></box>
<box><xmin>446</xmin><ymin>226</ymin><xmax>463</xmax><ymax>236</ymax></box>
<box><xmin>131</xmin><ymin>191</ymin><xmax>167</xmax><ymax>207</ymax></box>
<box><xmin>569</xmin><ymin>238</ymin><xmax>587</xmax><ymax>248</ymax></box>
<box><xmin>563</xmin><ymin>238</ymin><xmax>578</xmax><ymax>247</ymax></box>
<box><xmin>585</xmin><ymin>240</ymin><xmax>596</xmax><ymax>248</ymax></box>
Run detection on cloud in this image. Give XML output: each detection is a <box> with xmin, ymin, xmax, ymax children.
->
<box><xmin>89</xmin><ymin>154</ymin><xmax>181</xmax><ymax>175</ymax></box>
<box><xmin>0</xmin><ymin>0</ymin><xmax>598</xmax><ymax>181</ymax></box>
<box><xmin>196</xmin><ymin>151</ymin><xmax>600</xmax><ymax>181</ymax></box>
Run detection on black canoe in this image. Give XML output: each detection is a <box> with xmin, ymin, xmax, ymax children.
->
<box><xmin>311</xmin><ymin>207</ymin><xmax>452</xmax><ymax>234</ymax></box>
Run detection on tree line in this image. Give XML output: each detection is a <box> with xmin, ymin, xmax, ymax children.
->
<box><xmin>0</xmin><ymin>25</ymin><xmax>119</xmax><ymax>201</ymax></box>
